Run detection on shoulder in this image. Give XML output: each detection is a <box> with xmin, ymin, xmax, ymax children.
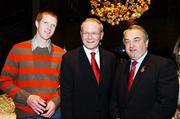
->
<box><xmin>51</xmin><ymin>43</ymin><xmax>65</xmax><ymax>53</ymax></box>
<box><xmin>147</xmin><ymin>54</ymin><xmax>177</xmax><ymax>70</ymax></box>
<box><xmin>63</xmin><ymin>47</ymin><xmax>81</xmax><ymax>58</ymax></box>
<box><xmin>100</xmin><ymin>48</ymin><xmax>116</xmax><ymax>58</ymax></box>
<box><xmin>12</xmin><ymin>40</ymin><xmax>32</xmax><ymax>49</ymax></box>
<box><xmin>61</xmin><ymin>47</ymin><xmax>82</xmax><ymax>65</ymax></box>
<box><xmin>149</xmin><ymin>54</ymin><xmax>175</xmax><ymax>65</ymax></box>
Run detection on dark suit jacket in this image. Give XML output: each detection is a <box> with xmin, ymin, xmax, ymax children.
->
<box><xmin>60</xmin><ymin>46</ymin><xmax>116</xmax><ymax>119</ymax></box>
<box><xmin>110</xmin><ymin>53</ymin><xmax>179</xmax><ymax>119</ymax></box>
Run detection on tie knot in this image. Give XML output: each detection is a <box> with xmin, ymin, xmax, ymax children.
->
<box><xmin>132</xmin><ymin>60</ymin><xmax>138</xmax><ymax>66</ymax></box>
<box><xmin>91</xmin><ymin>52</ymin><xmax>96</xmax><ymax>56</ymax></box>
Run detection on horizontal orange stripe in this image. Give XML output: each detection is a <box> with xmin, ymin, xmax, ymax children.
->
<box><xmin>55</xmin><ymin>90</ymin><xmax>60</xmax><ymax>97</ymax></box>
<box><xmin>16</xmin><ymin>80</ymin><xmax>59</xmax><ymax>88</ymax></box>
<box><xmin>0</xmin><ymin>81</ymin><xmax>13</xmax><ymax>92</ymax></box>
<box><xmin>14</xmin><ymin>42</ymin><xmax>31</xmax><ymax>49</ymax></box>
<box><xmin>9</xmin><ymin>87</ymin><xmax>21</xmax><ymax>97</ymax></box>
<box><xmin>36</xmin><ymin>93</ymin><xmax>58</xmax><ymax>100</ymax></box>
<box><xmin>14</xmin><ymin>54</ymin><xmax>61</xmax><ymax>63</ymax></box>
<box><xmin>2</xmin><ymin>64</ymin><xmax>18</xmax><ymax>74</ymax></box>
<box><xmin>7</xmin><ymin>52</ymin><xmax>16</xmax><ymax>61</ymax></box>
<box><xmin>52</xmin><ymin>46</ymin><xmax>64</xmax><ymax>52</ymax></box>
<box><xmin>16</xmin><ymin>105</ymin><xmax>34</xmax><ymax>113</ymax></box>
<box><xmin>0</xmin><ymin>75</ymin><xmax>14</xmax><ymax>81</ymax></box>
<box><xmin>0</xmin><ymin>81</ymin><xmax>20</xmax><ymax>97</ymax></box>
<box><xmin>19</xmin><ymin>67</ymin><xmax>59</xmax><ymax>75</ymax></box>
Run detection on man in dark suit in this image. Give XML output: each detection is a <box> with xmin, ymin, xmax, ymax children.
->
<box><xmin>60</xmin><ymin>18</ymin><xmax>116</xmax><ymax>119</ymax></box>
<box><xmin>110</xmin><ymin>25</ymin><xmax>179</xmax><ymax>119</ymax></box>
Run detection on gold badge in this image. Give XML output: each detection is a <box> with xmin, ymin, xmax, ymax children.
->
<box><xmin>140</xmin><ymin>66</ymin><xmax>145</xmax><ymax>73</ymax></box>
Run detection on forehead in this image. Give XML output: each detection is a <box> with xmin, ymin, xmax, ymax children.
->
<box><xmin>41</xmin><ymin>14</ymin><xmax>57</xmax><ymax>22</ymax></box>
<box><xmin>82</xmin><ymin>21</ymin><xmax>101</xmax><ymax>31</ymax></box>
<box><xmin>124</xmin><ymin>29</ymin><xmax>144</xmax><ymax>38</ymax></box>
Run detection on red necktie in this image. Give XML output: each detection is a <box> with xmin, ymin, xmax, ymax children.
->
<box><xmin>91</xmin><ymin>52</ymin><xmax>100</xmax><ymax>84</ymax></box>
<box><xmin>128</xmin><ymin>60</ymin><xmax>138</xmax><ymax>92</ymax></box>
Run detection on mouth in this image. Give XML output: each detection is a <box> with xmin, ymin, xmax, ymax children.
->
<box><xmin>86</xmin><ymin>40</ymin><xmax>95</xmax><ymax>43</ymax></box>
<box><xmin>45</xmin><ymin>31</ymin><xmax>51</xmax><ymax>35</ymax></box>
<box><xmin>129</xmin><ymin>49</ymin><xmax>136</xmax><ymax>52</ymax></box>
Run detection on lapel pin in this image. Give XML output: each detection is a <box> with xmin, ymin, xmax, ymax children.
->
<box><xmin>140</xmin><ymin>66</ymin><xmax>145</xmax><ymax>73</ymax></box>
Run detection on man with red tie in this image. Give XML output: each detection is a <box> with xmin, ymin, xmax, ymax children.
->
<box><xmin>60</xmin><ymin>18</ymin><xmax>116</xmax><ymax>119</ymax></box>
<box><xmin>110</xmin><ymin>24</ymin><xmax>179</xmax><ymax>119</ymax></box>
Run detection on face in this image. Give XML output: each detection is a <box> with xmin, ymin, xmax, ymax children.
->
<box><xmin>177</xmin><ymin>50</ymin><xmax>180</xmax><ymax>63</ymax></box>
<box><xmin>80</xmin><ymin>21</ymin><xmax>104</xmax><ymax>51</ymax></box>
<box><xmin>123</xmin><ymin>29</ymin><xmax>148</xmax><ymax>60</ymax></box>
<box><xmin>35</xmin><ymin>14</ymin><xmax>57</xmax><ymax>40</ymax></box>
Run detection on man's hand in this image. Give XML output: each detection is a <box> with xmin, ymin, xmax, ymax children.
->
<box><xmin>41</xmin><ymin>100</ymin><xmax>56</xmax><ymax>118</ymax></box>
<box><xmin>27</xmin><ymin>95</ymin><xmax>46</xmax><ymax>115</ymax></box>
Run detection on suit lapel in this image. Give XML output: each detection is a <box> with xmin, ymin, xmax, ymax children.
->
<box><xmin>128</xmin><ymin>53</ymin><xmax>151</xmax><ymax>100</ymax></box>
<box><xmin>99</xmin><ymin>48</ymin><xmax>104</xmax><ymax>85</ymax></box>
<box><xmin>79</xmin><ymin>47</ymin><xmax>100</xmax><ymax>86</ymax></box>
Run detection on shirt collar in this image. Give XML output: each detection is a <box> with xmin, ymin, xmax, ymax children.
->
<box><xmin>131</xmin><ymin>51</ymin><xmax>148</xmax><ymax>65</ymax></box>
<box><xmin>32</xmin><ymin>36</ymin><xmax>51</xmax><ymax>52</ymax></box>
<box><xmin>83</xmin><ymin>45</ymin><xmax>99</xmax><ymax>55</ymax></box>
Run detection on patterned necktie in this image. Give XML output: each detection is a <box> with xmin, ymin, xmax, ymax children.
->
<box><xmin>128</xmin><ymin>60</ymin><xmax>138</xmax><ymax>92</ymax></box>
<box><xmin>91</xmin><ymin>52</ymin><xmax>100</xmax><ymax>84</ymax></box>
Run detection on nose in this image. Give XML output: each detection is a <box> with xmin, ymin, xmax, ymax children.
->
<box><xmin>47</xmin><ymin>25</ymin><xmax>51</xmax><ymax>30</ymax></box>
<box><xmin>129</xmin><ymin>41</ymin><xmax>135</xmax><ymax>47</ymax></box>
<box><xmin>88</xmin><ymin>33</ymin><xmax>92</xmax><ymax>39</ymax></box>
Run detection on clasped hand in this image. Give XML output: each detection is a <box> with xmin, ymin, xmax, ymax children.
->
<box><xmin>27</xmin><ymin>95</ymin><xmax>56</xmax><ymax>118</ymax></box>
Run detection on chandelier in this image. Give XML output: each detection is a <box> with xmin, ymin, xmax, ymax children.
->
<box><xmin>90</xmin><ymin>0</ymin><xmax>151</xmax><ymax>25</ymax></box>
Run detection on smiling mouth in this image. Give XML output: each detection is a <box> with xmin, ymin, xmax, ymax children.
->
<box><xmin>130</xmin><ymin>49</ymin><xmax>136</xmax><ymax>52</ymax></box>
<box><xmin>46</xmin><ymin>32</ymin><xmax>51</xmax><ymax>35</ymax></box>
<box><xmin>45</xmin><ymin>30</ymin><xmax>51</xmax><ymax>35</ymax></box>
<box><xmin>87</xmin><ymin>41</ymin><xmax>95</xmax><ymax>43</ymax></box>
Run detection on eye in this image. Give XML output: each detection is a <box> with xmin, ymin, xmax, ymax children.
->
<box><xmin>43</xmin><ymin>21</ymin><xmax>48</xmax><ymax>24</ymax></box>
<box><xmin>51</xmin><ymin>24</ymin><xmax>56</xmax><ymax>28</ymax></box>
<box><xmin>82</xmin><ymin>32</ymin><xmax>88</xmax><ymax>35</ymax></box>
<box><xmin>91</xmin><ymin>32</ymin><xmax>100</xmax><ymax>36</ymax></box>
<box><xmin>133</xmin><ymin>37</ymin><xmax>141</xmax><ymax>42</ymax></box>
<box><xmin>134</xmin><ymin>39</ymin><xmax>140</xmax><ymax>42</ymax></box>
<box><xmin>124</xmin><ymin>39</ymin><xmax>130</xmax><ymax>44</ymax></box>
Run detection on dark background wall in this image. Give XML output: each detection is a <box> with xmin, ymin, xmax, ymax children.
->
<box><xmin>59</xmin><ymin>0</ymin><xmax>180</xmax><ymax>57</ymax></box>
<box><xmin>0</xmin><ymin>0</ymin><xmax>32</xmax><ymax>72</ymax></box>
<box><xmin>0</xmin><ymin>0</ymin><xmax>179</xmax><ymax>73</ymax></box>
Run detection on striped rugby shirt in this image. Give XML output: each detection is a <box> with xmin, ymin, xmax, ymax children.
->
<box><xmin>0</xmin><ymin>39</ymin><xmax>65</xmax><ymax>117</ymax></box>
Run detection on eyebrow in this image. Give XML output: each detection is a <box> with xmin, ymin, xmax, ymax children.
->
<box><xmin>124</xmin><ymin>36</ymin><xmax>140</xmax><ymax>40</ymax></box>
<box><xmin>134</xmin><ymin>37</ymin><xmax>141</xmax><ymax>39</ymax></box>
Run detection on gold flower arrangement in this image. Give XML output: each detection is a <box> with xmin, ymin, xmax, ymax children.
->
<box><xmin>90</xmin><ymin>0</ymin><xmax>151</xmax><ymax>25</ymax></box>
<box><xmin>0</xmin><ymin>94</ymin><xmax>15</xmax><ymax>113</ymax></box>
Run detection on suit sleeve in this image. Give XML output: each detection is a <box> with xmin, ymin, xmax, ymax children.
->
<box><xmin>60</xmin><ymin>55</ymin><xmax>74</xmax><ymax>119</ymax></box>
<box><xmin>148</xmin><ymin>60</ymin><xmax>179</xmax><ymax>119</ymax></box>
<box><xmin>110</xmin><ymin>64</ymin><xmax>121</xmax><ymax>119</ymax></box>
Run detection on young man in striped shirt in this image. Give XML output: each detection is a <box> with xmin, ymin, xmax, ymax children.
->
<box><xmin>0</xmin><ymin>10</ymin><xmax>65</xmax><ymax>119</ymax></box>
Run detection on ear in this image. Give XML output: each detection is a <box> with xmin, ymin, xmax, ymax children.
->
<box><xmin>80</xmin><ymin>31</ymin><xmax>82</xmax><ymax>35</ymax></box>
<box><xmin>145</xmin><ymin>40</ymin><xmax>149</xmax><ymax>48</ymax></box>
<box><xmin>35</xmin><ymin>20</ymin><xmax>39</xmax><ymax>28</ymax></box>
<box><xmin>100</xmin><ymin>31</ymin><xmax>104</xmax><ymax>40</ymax></box>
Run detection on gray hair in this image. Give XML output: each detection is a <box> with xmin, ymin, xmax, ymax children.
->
<box><xmin>80</xmin><ymin>18</ymin><xmax>103</xmax><ymax>32</ymax></box>
<box><xmin>123</xmin><ymin>24</ymin><xmax>149</xmax><ymax>42</ymax></box>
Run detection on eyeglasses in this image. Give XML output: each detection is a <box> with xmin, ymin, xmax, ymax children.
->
<box><xmin>81</xmin><ymin>32</ymin><xmax>101</xmax><ymax>36</ymax></box>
